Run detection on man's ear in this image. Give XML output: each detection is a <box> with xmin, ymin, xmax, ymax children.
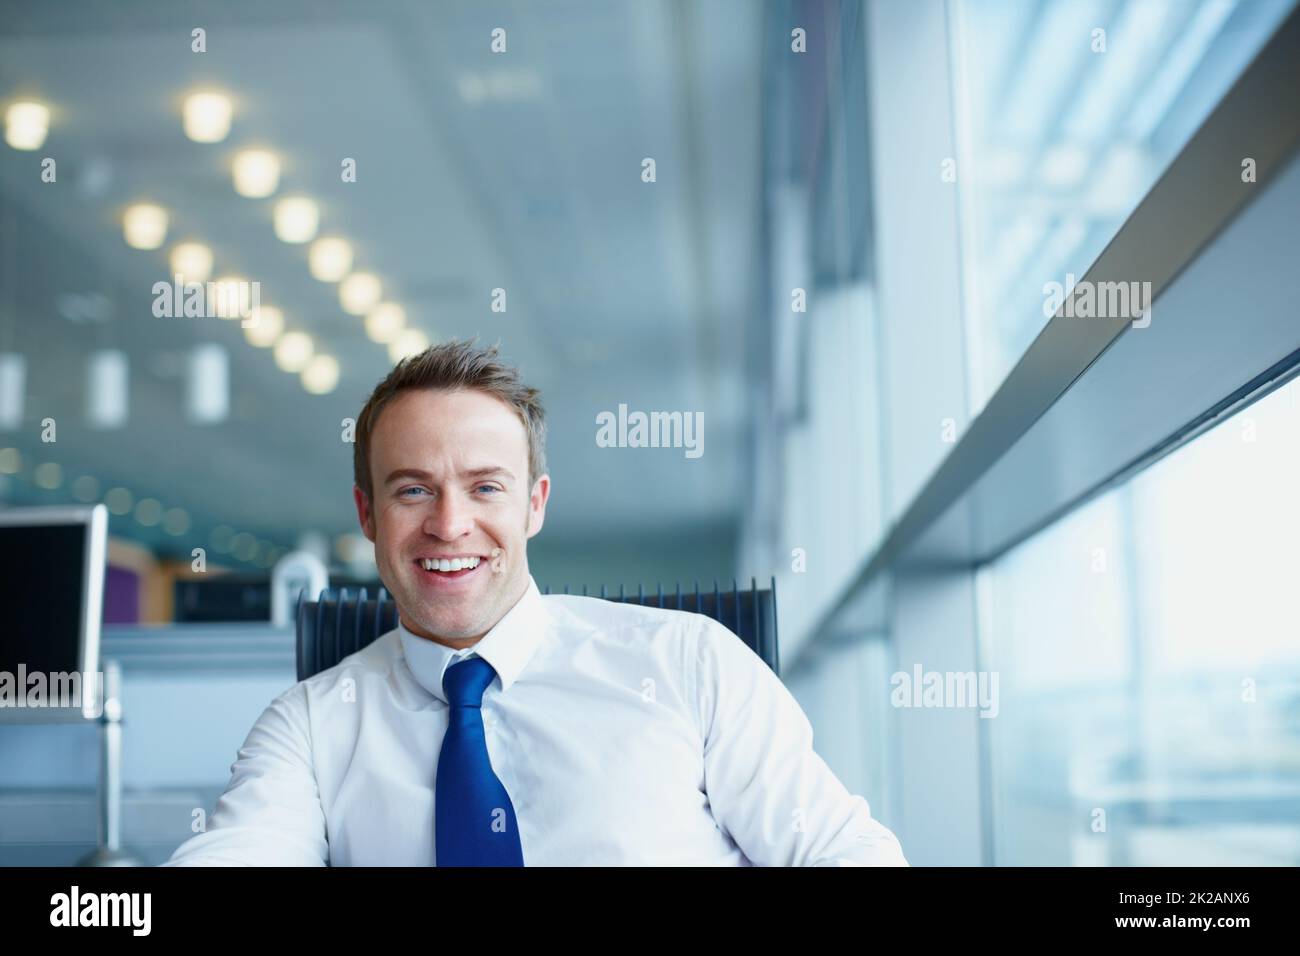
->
<box><xmin>354</xmin><ymin>485</ymin><xmax>377</xmax><ymax>542</ymax></box>
<box><xmin>525</xmin><ymin>474</ymin><xmax>550</xmax><ymax>540</ymax></box>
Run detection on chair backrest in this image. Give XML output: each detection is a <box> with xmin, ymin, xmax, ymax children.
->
<box><xmin>296</xmin><ymin>577</ymin><xmax>779</xmax><ymax>682</ymax></box>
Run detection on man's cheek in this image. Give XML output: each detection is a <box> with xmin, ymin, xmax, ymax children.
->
<box><xmin>376</xmin><ymin>503</ymin><xmax>416</xmax><ymax>545</ymax></box>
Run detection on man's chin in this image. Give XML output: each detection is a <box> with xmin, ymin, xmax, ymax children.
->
<box><xmin>398</xmin><ymin>598</ymin><xmax>480</xmax><ymax>641</ymax></box>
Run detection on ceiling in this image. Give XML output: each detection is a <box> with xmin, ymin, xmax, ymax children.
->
<box><xmin>0</xmin><ymin>0</ymin><xmax>763</xmax><ymax>565</ymax></box>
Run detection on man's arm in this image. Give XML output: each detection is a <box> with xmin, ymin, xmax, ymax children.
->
<box><xmin>162</xmin><ymin>682</ymin><xmax>328</xmax><ymax>866</ymax></box>
<box><xmin>694</xmin><ymin>616</ymin><xmax>908</xmax><ymax>866</ymax></box>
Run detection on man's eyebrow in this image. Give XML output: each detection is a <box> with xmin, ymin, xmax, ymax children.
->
<box><xmin>383</xmin><ymin>468</ymin><xmax>431</xmax><ymax>486</ymax></box>
<box><xmin>464</xmin><ymin>466</ymin><xmax>515</xmax><ymax>481</ymax></box>
<box><xmin>383</xmin><ymin>466</ymin><xmax>515</xmax><ymax>486</ymax></box>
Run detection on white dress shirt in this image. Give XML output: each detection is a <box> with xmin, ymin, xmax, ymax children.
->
<box><xmin>164</xmin><ymin>574</ymin><xmax>907</xmax><ymax>866</ymax></box>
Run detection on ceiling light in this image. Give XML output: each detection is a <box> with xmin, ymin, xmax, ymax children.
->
<box><xmin>163</xmin><ymin>508</ymin><xmax>191</xmax><ymax>536</ymax></box>
<box><xmin>456</xmin><ymin>70</ymin><xmax>542</xmax><ymax>105</ymax></box>
<box><xmin>87</xmin><ymin>350</ymin><xmax>128</xmax><ymax>428</ymax></box>
<box><xmin>1040</xmin><ymin>144</ymin><xmax>1090</xmax><ymax>188</ymax></box>
<box><xmin>0</xmin><ymin>353</ymin><xmax>25</xmax><ymax>430</ymax></box>
<box><xmin>243</xmin><ymin>304</ymin><xmax>284</xmax><ymax>347</ymax></box>
<box><xmin>339</xmin><ymin>272</ymin><xmax>381</xmax><ymax>315</ymax></box>
<box><xmin>182</xmin><ymin>91</ymin><xmax>233</xmax><ymax>143</ymax></box>
<box><xmin>273</xmin><ymin>196</ymin><xmax>319</xmax><ymax>244</ymax></box>
<box><xmin>211</xmin><ymin>275</ymin><xmax>249</xmax><ymax>320</ymax></box>
<box><xmin>364</xmin><ymin>303</ymin><xmax>406</xmax><ymax>343</ymax></box>
<box><xmin>4</xmin><ymin>101</ymin><xmax>50</xmax><ymax>150</ymax></box>
<box><xmin>105</xmin><ymin>486</ymin><xmax>133</xmax><ymax>515</ymax></box>
<box><xmin>134</xmin><ymin>497</ymin><xmax>163</xmax><ymax>526</ymax></box>
<box><xmin>388</xmin><ymin>329</ymin><xmax>429</xmax><ymax>363</ymax></box>
<box><xmin>168</xmin><ymin>242</ymin><xmax>213</xmax><ymax>283</ymax></box>
<box><xmin>309</xmin><ymin>237</ymin><xmax>353</xmax><ymax>281</ymax></box>
<box><xmin>273</xmin><ymin>331</ymin><xmax>314</xmax><ymax>373</ymax></box>
<box><xmin>301</xmin><ymin>355</ymin><xmax>340</xmax><ymax>395</ymax></box>
<box><xmin>232</xmin><ymin>149</ymin><xmax>280</xmax><ymax>198</ymax></box>
<box><xmin>230</xmin><ymin>532</ymin><xmax>257</xmax><ymax>562</ymax></box>
<box><xmin>72</xmin><ymin>475</ymin><xmax>100</xmax><ymax>502</ymax></box>
<box><xmin>34</xmin><ymin>462</ymin><xmax>62</xmax><ymax>490</ymax></box>
<box><xmin>187</xmin><ymin>343</ymin><xmax>229</xmax><ymax>424</ymax></box>
<box><xmin>123</xmin><ymin>203</ymin><xmax>168</xmax><ymax>250</ymax></box>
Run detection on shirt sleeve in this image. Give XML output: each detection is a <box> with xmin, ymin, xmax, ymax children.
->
<box><xmin>693</xmin><ymin>616</ymin><xmax>908</xmax><ymax>867</ymax></box>
<box><xmin>161</xmin><ymin>682</ymin><xmax>329</xmax><ymax>866</ymax></box>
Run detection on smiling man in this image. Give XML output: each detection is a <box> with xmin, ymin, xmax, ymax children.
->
<box><xmin>164</xmin><ymin>339</ymin><xmax>908</xmax><ymax>867</ymax></box>
<box><xmin>358</xmin><ymin>384</ymin><xmax>545</xmax><ymax>652</ymax></box>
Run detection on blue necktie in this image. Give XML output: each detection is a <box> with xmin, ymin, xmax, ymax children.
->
<box><xmin>436</xmin><ymin>657</ymin><xmax>525</xmax><ymax>866</ymax></box>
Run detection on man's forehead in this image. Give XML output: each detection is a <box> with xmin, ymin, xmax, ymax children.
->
<box><xmin>370</xmin><ymin>388</ymin><xmax>527</xmax><ymax>466</ymax></box>
<box><xmin>376</xmin><ymin>389</ymin><xmax>521</xmax><ymax>436</ymax></box>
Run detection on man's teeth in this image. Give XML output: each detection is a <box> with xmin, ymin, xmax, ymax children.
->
<box><xmin>421</xmin><ymin>556</ymin><xmax>482</xmax><ymax>572</ymax></box>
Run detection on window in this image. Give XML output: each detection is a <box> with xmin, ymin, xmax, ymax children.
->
<box><xmin>951</xmin><ymin>0</ymin><xmax>1297</xmax><ymax>411</ymax></box>
<box><xmin>986</xmin><ymin>371</ymin><xmax>1300</xmax><ymax>865</ymax></box>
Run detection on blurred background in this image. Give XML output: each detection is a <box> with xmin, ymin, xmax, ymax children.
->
<box><xmin>1</xmin><ymin>0</ymin><xmax>1298</xmax><ymax>865</ymax></box>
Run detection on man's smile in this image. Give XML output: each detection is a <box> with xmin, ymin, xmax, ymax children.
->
<box><xmin>412</xmin><ymin>553</ymin><xmax>489</xmax><ymax>590</ymax></box>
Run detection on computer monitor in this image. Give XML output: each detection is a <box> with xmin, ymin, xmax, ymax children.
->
<box><xmin>0</xmin><ymin>504</ymin><xmax>107</xmax><ymax>719</ymax></box>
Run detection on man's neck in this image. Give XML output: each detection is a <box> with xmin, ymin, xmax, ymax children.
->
<box><xmin>400</xmin><ymin>576</ymin><xmax>531</xmax><ymax>650</ymax></box>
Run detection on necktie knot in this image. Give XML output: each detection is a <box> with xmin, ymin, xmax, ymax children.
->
<box><xmin>443</xmin><ymin>656</ymin><xmax>496</xmax><ymax>708</ymax></box>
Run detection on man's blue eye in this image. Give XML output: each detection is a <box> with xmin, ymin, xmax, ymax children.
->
<box><xmin>400</xmin><ymin>485</ymin><xmax>496</xmax><ymax>497</ymax></box>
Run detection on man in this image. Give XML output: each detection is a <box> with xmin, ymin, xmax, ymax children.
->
<box><xmin>165</xmin><ymin>339</ymin><xmax>907</xmax><ymax>866</ymax></box>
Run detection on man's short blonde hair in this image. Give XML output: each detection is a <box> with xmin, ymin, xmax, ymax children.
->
<box><xmin>352</xmin><ymin>338</ymin><xmax>547</xmax><ymax>501</ymax></box>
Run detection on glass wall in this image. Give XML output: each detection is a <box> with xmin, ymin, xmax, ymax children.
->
<box><xmin>951</xmin><ymin>0</ymin><xmax>1297</xmax><ymax>411</ymax></box>
<box><xmin>986</xmin><ymin>371</ymin><xmax>1300</xmax><ymax>865</ymax></box>
<box><xmin>764</xmin><ymin>0</ymin><xmax>1300</xmax><ymax>865</ymax></box>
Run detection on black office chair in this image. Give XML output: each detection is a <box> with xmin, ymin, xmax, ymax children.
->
<box><xmin>296</xmin><ymin>577</ymin><xmax>779</xmax><ymax>682</ymax></box>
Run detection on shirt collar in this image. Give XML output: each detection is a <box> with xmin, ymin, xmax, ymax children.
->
<box><xmin>398</xmin><ymin>574</ymin><xmax>548</xmax><ymax>704</ymax></box>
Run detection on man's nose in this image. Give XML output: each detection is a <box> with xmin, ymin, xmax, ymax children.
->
<box><xmin>421</xmin><ymin>493</ymin><xmax>473</xmax><ymax>540</ymax></box>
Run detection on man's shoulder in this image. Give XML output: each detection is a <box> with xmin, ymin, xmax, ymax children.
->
<box><xmin>542</xmin><ymin>592</ymin><xmax>717</xmax><ymax>637</ymax></box>
<box><xmin>538</xmin><ymin>594</ymin><xmax>736</xmax><ymax>671</ymax></box>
